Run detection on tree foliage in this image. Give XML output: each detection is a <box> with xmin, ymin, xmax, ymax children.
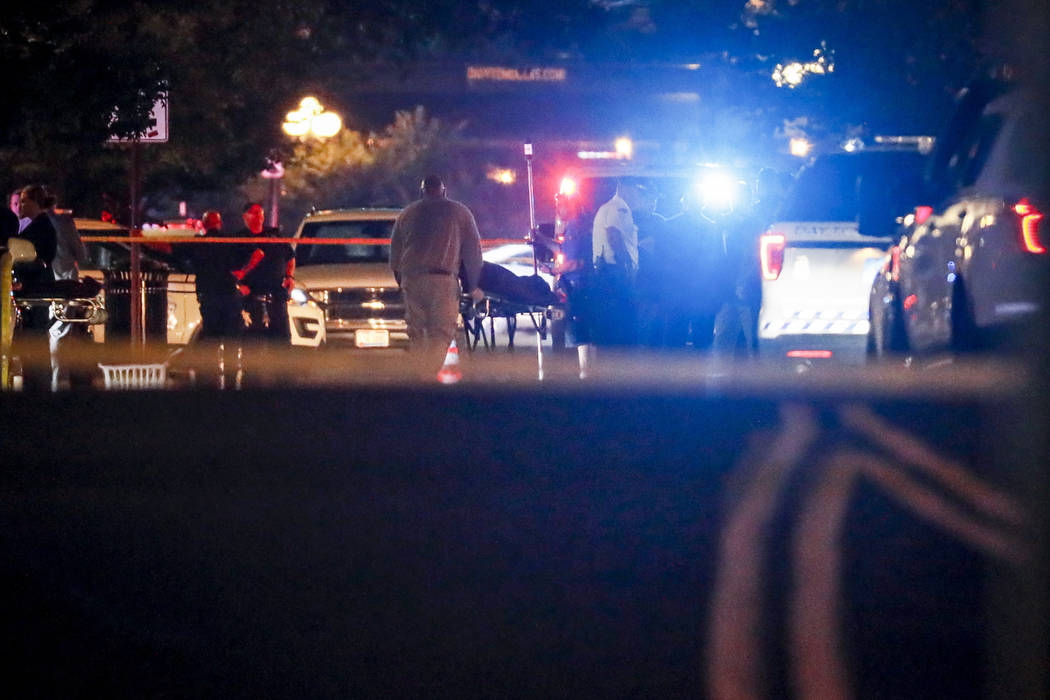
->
<box><xmin>277</xmin><ymin>107</ymin><xmax>464</xmax><ymax>212</ymax></box>
<box><xmin>0</xmin><ymin>1</ymin><xmax>607</xmax><ymax>216</ymax></box>
<box><xmin>0</xmin><ymin>0</ymin><xmax>1007</xmax><ymax>220</ymax></box>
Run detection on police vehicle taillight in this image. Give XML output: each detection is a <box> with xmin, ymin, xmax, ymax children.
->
<box><xmin>760</xmin><ymin>233</ymin><xmax>786</xmax><ymax>280</ymax></box>
<box><xmin>1013</xmin><ymin>199</ymin><xmax>1045</xmax><ymax>254</ymax></box>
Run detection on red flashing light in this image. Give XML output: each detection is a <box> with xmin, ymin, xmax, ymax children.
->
<box><xmin>914</xmin><ymin>205</ymin><xmax>933</xmax><ymax>225</ymax></box>
<box><xmin>760</xmin><ymin>233</ymin><xmax>786</xmax><ymax>280</ymax></box>
<box><xmin>1013</xmin><ymin>198</ymin><xmax>1045</xmax><ymax>254</ymax></box>
<box><xmin>890</xmin><ymin>245</ymin><xmax>901</xmax><ymax>282</ymax></box>
<box><xmin>786</xmin><ymin>350</ymin><xmax>833</xmax><ymax>359</ymax></box>
<box><xmin>559</xmin><ymin>176</ymin><xmax>578</xmax><ymax>197</ymax></box>
<box><xmin>902</xmin><ymin>293</ymin><xmax>918</xmax><ymax>311</ymax></box>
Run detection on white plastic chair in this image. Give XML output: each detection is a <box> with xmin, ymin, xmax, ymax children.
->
<box><xmin>97</xmin><ymin>363</ymin><xmax>168</xmax><ymax>390</ymax></box>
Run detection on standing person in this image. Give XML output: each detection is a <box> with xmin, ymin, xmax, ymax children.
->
<box><xmin>47</xmin><ymin>198</ymin><xmax>87</xmax><ymax>282</ymax></box>
<box><xmin>11</xmin><ymin>185</ymin><xmax>57</xmax><ymax>290</ymax></box>
<box><xmin>551</xmin><ymin>190</ymin><xmax>594</xmax><ymax>351</ymax></box>
<box><xmin>8</xmin><ymin>185</ymin><xmax>58</xmax><ymax>390</ymax></box>
<box><xmin>9</xmin><ymin>190</ymin><xmax>30</xmax><ymax>231</ymax></box>
<box><xmin>192</xmin><ymin>211</ymin><xmax>245</xmax><ymax>340</ymax></box>
<box><xmin>46</xmin><ymin>194</ymin><xmax>91</xmax><ymax>390</ymax></box>
<box><xmin>632</xmin><ymin>183</ymin><xmax>671</xmax><ymax>348</ymax></box>
<box><xmin>189</xmin><ymin>210</ymin><xmax>244</xmax><ymax>388</ymax></box>
<box><xmin>590</xmin><ymin>179</ymin><xmax>643</xmax><ymax>349</ymax></box>
<box><xmin>712</xmin><ymin>179</ymin><xmax>764</xmax><ymax>358</ymax></box>
<box><xmin>390</xmin><ymin>175</ymin><xmax>484</xmax><ymax>375</ymax></box>
<box><xmin>231</xmin><ymin>202</ymin><xmax>293</xmax><ymax>343</ymax></box>
<box><xmin>659</xmin><ymin>190</ymin><xmax>726</xmax><ymax>351</ymax></box>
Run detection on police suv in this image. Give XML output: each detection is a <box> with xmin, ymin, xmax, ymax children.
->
<box><xmin>758</xmin><ymin>144</ymin><xmax>928</xmax><ymax>362</ymax></box>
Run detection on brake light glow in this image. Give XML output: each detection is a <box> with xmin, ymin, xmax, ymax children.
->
<box><xmin>760</xmin><ymin>233</ymin><xmax>786</xmax><ymax>280</ymax></box>
<box><xmin>559</xmin><ymin>177</ymin><xmax>578</xmax><ymax>197</ymax></box>
<box><xmin>786</xmin><ymin>350</ymin><xmax>833</xmax><ymax>359</ymax></box>
<box><xmin>1013</xmin><ymin>199</ymin><xmax>1045</xmax><ymax>254</ymax></box>
<box><xmin>914</xmin><ymin>205</ymin><xmax>933</xmax><ymax>224</ymax></box>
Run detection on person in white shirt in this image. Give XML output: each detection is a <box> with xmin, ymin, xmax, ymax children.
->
<box><xmin>589</xmin><ymin>180</ymin><xmax>645</xmax><ymax>348</ymax></box>
<box><xmin>592</xmin><ymin>182</ymin><xmax>640</xmax><ymax>274</ymax></box>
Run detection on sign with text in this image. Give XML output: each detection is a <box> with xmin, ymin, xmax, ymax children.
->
<box><xmin>108</xmin><ymin>94</ymin><xmax>169</xmax><ymax>143</ymax></box>
<box><xmin>466</xmin><ymin>66</ymin><xmax>567</xmax><ymax>83</ymax></box>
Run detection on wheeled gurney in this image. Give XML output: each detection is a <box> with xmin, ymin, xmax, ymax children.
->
<box><xmin>458</xmin><ymin>261</ymin><xmax>563</xmax><ymax>351</ymax></box>
<box><xmin>12</xmin><ymin>277</ymin><xmax>106</xmax><ymax>325</ymax></box>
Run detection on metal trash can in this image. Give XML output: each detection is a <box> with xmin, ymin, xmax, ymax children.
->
<box><xmin>102</xmin><ymin>269</ymin><xmax>168</xmax><ymax>341</ymax></box>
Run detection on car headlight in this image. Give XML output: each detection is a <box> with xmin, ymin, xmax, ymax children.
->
<box><xmin>290</xmin><ymin>288</ymin><xmax>310</xmax><ymax>305</ymax></box>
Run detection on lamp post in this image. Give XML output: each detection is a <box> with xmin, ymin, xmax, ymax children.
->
<box><xmin>274</xmin><ymin>96</ymin><xmax>342</xmax><ymax>226</ymax></box>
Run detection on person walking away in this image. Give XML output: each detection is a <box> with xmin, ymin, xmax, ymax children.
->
<box><xmin>46</xmin><ymin>195</ymin><xmax>92</xmax><ymax>390</ymax></box>
<box><xmin>589</xmin><ymin>179</ymin><xmax>643</xmax><ymax>353</ymax></box>
<box><xmin>390</xmin><ymin>175</ymin><xmax>484</xmax><ymax>377</ymax></box>
<box><xmin>189</xmin><ymin>210</ymin><xmax>245</xmax><ymax>388</ymax></box>
<box><xmin>232</xmin><ymin>202</ymin><xmax>293</xmax><ymax>344</ymax></box>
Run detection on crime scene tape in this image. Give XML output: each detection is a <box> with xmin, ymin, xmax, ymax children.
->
<box><xmin>79</xmin><ymin>236</ymin><xmax>529</xmax><ymax>246</ymax></box>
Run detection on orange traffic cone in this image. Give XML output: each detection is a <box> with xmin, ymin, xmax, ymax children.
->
<box><xmin>436</xmin><ymin>339</ymin><xmax>462</xmax><ymax>384</ymax></box>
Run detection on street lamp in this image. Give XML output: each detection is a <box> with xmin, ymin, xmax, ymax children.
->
<box><xmin>282</xmin><ymin>96</ymin><xmax>343</xmax><ymax>139</ymax></box>
<box><xmin>272</xmin><ymin>96</ymin><xmax>343</xmax><ymax>226</ymax></box>
<box><xmin>790</xmin><ymin>137</ymin><xmax>813</xmax><ymax>158</ymax></box>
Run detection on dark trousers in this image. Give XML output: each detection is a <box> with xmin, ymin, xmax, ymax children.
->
<box><xmin>199</xmin><ymin>294</ymin><xmax>245</xmax><ymax>340</ymax></box>
<box><xmin>244</xmin><ymin>289</ymin><xmax>289</xmax><ymax>343</ymax></box>
<box><xmin>589</xmin><ymin>265</ymin><xmax>637</xmax><ymax>348</ymax></box>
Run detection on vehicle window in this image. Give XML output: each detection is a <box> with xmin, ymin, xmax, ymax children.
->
<box><xmin>999</xmin><ymin>110</ymin><xmax>1047</xmax><ymax>191</ymax></box>
<box><xmin>79</xmin><ymin>230</ymin><xmax>190</xmax><ymax>273</ymax></box>
<box><xmin>779</xmin><ymin>152</ymin><xmax>926</xmax><ymax>221</ymax></box>
<box><xmin>944</xmin><ymin>113</ymin><xmax>1002</xmax><ymax>190</ymax></box>
<box><xmin>296</xmin><ymin>220</ymin><xmax>393</xmax><ymax>266</ymax></box>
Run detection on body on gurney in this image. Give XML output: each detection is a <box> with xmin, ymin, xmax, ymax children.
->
<box><xmin>460</xmin><ymin>261</ymin><xmax>561</xmax><ymax>350</ymax></box>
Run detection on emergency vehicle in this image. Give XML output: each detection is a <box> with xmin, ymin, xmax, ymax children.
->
<box><xmin>757</xmin><ymin>144</ymin><xmax>929</xmax><ymax>363</ymax></box>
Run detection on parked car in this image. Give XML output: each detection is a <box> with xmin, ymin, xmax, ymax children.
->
<box><xmin>757</xmin><ymin>146</ymin><xmax>928</xmax><ymax>363</ymax></box>
<box><xmin>289</xmin><ymin>208</ymin><xmax>405</xmax><ymax>348</ymax></box>
<box><xmin>867</xmin><ymin>78</ymin><xmax>1047</xmax><ymax>358</ymax></box>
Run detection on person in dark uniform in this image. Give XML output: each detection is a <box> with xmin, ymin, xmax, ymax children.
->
<box><xmin>659</xmin><ymin>190</ymin><xmax>727</xmax><ymax>350</ymax></box>
<box><xmin>712</xmin><ymin>180</ymin><xmax>764</xmax><ymax>358</ymax></box>
<box><xmin>10</xmin><ymin>185</ymin><xmax>57</xmax><ymax>291</ymax></box>
<box><xmin>231</xmin><ymin>202</ymin><xmax>293</xmax><ymax>343</ymax></box>
<box><xmin>191</xmin><ymin>211</ymin><xmax>244</xmax><ymax>340</ymax></box>
<box><xmin>551</xmin><ymin>190</ymin><xmax>595</xmax><ymax>350</ymax></box>
<box><xmin>189</xmin><ymin>210</ymin><xmax>244</xmax><ymax>388</ymax></box>
<box><xmin>633</xmin><ymin>183</ymin><xmax>672</xmax><ymax>348</ymax></box>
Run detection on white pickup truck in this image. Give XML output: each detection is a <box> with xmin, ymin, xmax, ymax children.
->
<box><xmin>757</xmin><ymin>148</ymin><xmax>928</xmax><ymax>363</ymax></box>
